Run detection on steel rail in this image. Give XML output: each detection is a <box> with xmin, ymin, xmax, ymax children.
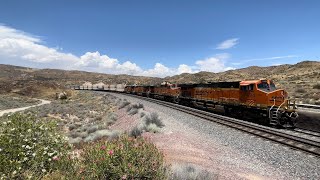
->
<box><xmin>294</xmin><ymin>129</ymin><xmax>320</xmax><ymax>138</ymax></box>
<box><xmin>118</xmin><ymin>92</ymin><xmax>320</xmax><ymax>157</ymax></box>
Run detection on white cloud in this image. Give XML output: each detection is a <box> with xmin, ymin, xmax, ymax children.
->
<box><xmin>177</xmin><ymin>64</ymin><xmax>193</xmax><ymax>74</ymax></box>
<box><xmin>241</xmin><ymin>55</ymin><xmax>297</xmax><ymax>62</ymax></box>
<box><xmin>0</xmin><ymin>25</ymin><xmax>41</xmax><ymax>43</ymax></box>
<box><xmin>0</xmin><ymin>25</ymin><xmax>236</xmax><ymax>78</ymax></box>
<box><xmin>141</xmin><ymin>63</ymin><xmax>174</xmax><ymax>77</ymax></box>
<box><xmin>231</xmin><ymin>55</ymin><xmax>298</xmax><ymax>66</ymax></box>
<box><xmin>195</xmin><ymin>53</ymin><xmax>234</xmax><ymax>72</ymax></box>
<box><xmin>216</xmin><ymin>38</ymin><xmax>239</xmax><ymax>50</ymax></box>
<box><xmin>78</xmin><ymin>51</ymin><xmax>118</xmax><ymax>68</ymax></box>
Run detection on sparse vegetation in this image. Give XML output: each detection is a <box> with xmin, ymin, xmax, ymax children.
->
<box><xmin>169</xmin><ymin>164</ymin><xmax>216</xmax><ymax>180</ymax></box>
<box><xmin>132</xmin><ymin>103</ymin><xmax>144</xmax><ymax>109</ymax></box>
<box><xmin>146</xmin><ymin>123</ymin><xmax>161</xmax><ymax>133</ymax></box>
<box><xmin>129</xmin><ymin>125</ymin><xmax>143</xmax><ymax>138</ymax></box>
<box><xmin>0</xmin><ymin>95</ymin><xmax>40</xmax><ymax>110</ymax></box>
<box><xmin>119</xmin><ymin>101</ymin><xmax>130</xmax><ymax>109</ymax></box>
<box><xmin>144</xmin><ymin>112</ymin><xmax>165</xmax><ymax>128</ymax></box>
<box><xmin>0</xmin><ymin>113</ymin><xmax>75</xmax><ymax>179</ymax></box>
<box><xmin>140</xmin><ymin>111</ymin><xmax>146</xmax><ymax>117</ymax></box>
<box><xmin>313</xmin><ymin>83</ymin><xmax>320</xmax><ymax>89</ymax></box>
<box><xmin>128</xmin><ymin>107</ymin><xmax>139</xmax><ymax>115</ymax></box>
<box><xmin>295</xmin><ymin>88</ymin><xmax>306</xmax><ymax>93</ymax></box>
<box><xmin>80</xmin><ymin>135</ymin><xmax>167</xmax><ymax>179</ymax></box>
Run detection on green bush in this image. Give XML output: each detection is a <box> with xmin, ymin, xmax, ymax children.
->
<box><xmin>80</xmin><ymin>135</ymin><xmax>167</xmax><ymax>179</ymax></box>
<box><xmin>0</xmin><ymin>113</ymin><xmax>74</xmax><ymax>179</ymax></box>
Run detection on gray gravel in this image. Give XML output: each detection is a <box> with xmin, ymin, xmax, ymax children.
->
<box><xmin>99</xmin><ymin>92</ymin><xmax>320</xmax><ymax>180</ymax></box>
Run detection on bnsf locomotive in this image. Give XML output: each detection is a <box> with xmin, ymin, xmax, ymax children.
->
<box><xmin>81</xmin><ymin>79</ymin><xmax>299</xmax><ymax>128</ymax></box>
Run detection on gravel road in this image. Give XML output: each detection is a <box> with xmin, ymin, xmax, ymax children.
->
<box><xmin>104</xmin><ymin>92</ymin><xmax>320</xmax><ymax>180</ymax></box>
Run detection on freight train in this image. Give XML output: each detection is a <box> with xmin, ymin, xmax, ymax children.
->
<box><xmin>76</xmin><ymin>79</ymin><xmax>299</xmax><ymax>128</ymax></box>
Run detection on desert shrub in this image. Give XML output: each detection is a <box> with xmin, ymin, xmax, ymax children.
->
<box><xmin>68</xmin><ymin>124</ymin><xmax>77</xmax><ymax>131</ymax></box>
<box><xmin>94</xmin><ymin>115</ymin><xmax>103</xmax><ymax>121</ymax></box>
<box><xmin>169</xmin><ymin>164</ymin><xmax>216</xmax><ymax>180</ymax></box>
<box><xmin>101</xmin><ymin>113</ymin><xmax>118</xmax><ymax>126</ymax></box>
<box><xmin>295</xmin><ymin>88</ymin><xmax>306</xmax><ymax>93</ymax></box>
<box><xmin>80</xmin><ymin>135</ymin><xmax>167</xmax><ymax>179</ymax></box>
<box><xmin>0</xmin><ymin>113</ymin><xmax>73</xmax><ymax>179</ymax></box>
<box><xmin>126</xmin><ymin>105</ymin><xmax>133</xmax><ymax>112</ymax></box>
<box><xmin>83</xmin><ymin>129</ymin><xmax>111</xmax><ymax>142</ymax></box>
<box><xmin>69</xmin><ymin>131</ymin><xmax>79</xmax><ymax>139</ymax></box>
<box><xmin>129</xmin><ymin>126</ymin><xmax>143</xmax><ymax>138</ymax></box>
<box><xmin>77</xmin><ymin>131</ymin><xmax>89</xmax><ymax>139</ymax></box>
<box><xmin>68</xmin><ymin>137</ymin><xmax>82</xmax><ymax>146</ymax></box>
<box><xmin>313</xmin><ymin>83</ymin><xmax>320</xmax><ymax>89</ymax></box>
<box><xmin>146</xmin><ymin>123</ymin><xmax>161</xmax><ymax>133</ymax></box>
<box><xmin>132</xmin><ymin>103</ymin><xmax>144</xmax><ymax>109</ymax></box>
<box><xmin>108</xmin><ymin>130</ymin><xmax>121</xmax><ymax>141</ymax></box>
<box><xmin>144</xmin><ymin>112</ymin><xmax>164</xmax><ymax>128</ymax></box>
<box><xmin>119</xmin><ymin>101</ymin><xmax>130</xmax><ymax>109</ymax></box>
<box><xmin>140</xmin><ymin>112</ymin><xmax>146</xmax><ymax>118</ymax></box>
<box><xmin>87</xmin><ymin>125</ymin><xmax>98</xmax><ymax>134</ymax></box>
<box><xmin>128</xmin><ymin>108</ymin><xmax>139</xmax><ymax>115</ymax></box>
<box><xmin>107</xmin><ymin>113</ymin><xmax>118</xmax><ymax>121</ymax></box>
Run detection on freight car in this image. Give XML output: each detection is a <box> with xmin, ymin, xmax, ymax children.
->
<box><xmin>122</xmin><ymin>80</ymin><xmax>298</xmax><ymax>128</ymax></box>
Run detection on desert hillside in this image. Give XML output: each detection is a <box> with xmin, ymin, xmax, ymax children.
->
<box><xmin>0</xmin><ymin>61</ymin><xmax>319</xmax><ymax>104</ymax></box>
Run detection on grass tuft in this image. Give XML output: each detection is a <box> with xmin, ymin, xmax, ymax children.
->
<box><xmin>129</xmin><ymin>126</ymin><xmax>143</xmax><ymax>138</ymax></box>
<box><xmin>144</xmin><ymin>112</ymin><xmax>164</xmax><ymax>128</ymax></box>
<box><xmin>119</xmin><ymin>101</ymin><xmax>130</xmax><ymax>109</ymax></box>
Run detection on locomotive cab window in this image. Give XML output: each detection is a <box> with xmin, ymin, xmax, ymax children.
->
<box><xmin>240</xmin><ymin>84</ymin><xmax>254</xmax><ymax>91</ymax></box>
<box><xmin>258</xmin><ymin>81</ymin><xmax>277</xmax><ymax>92</ymax></box>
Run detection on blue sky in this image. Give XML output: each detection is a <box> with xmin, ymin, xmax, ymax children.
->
<box><xmin>0</xmin><ymin>0</ymin><xmax>319</xmax><ymax>77</ymax></box>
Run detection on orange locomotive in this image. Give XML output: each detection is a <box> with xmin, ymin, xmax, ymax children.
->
<box><xmin>126</xmin><ymin>80</ymin><xmax>298</xmax><ymax>128</ymax></box>
<box><xmin>178</xmin><ymin>80</ymin><xmax>298</xmax><ymax>127</ymax></box>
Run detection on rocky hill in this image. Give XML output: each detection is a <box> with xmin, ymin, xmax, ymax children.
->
<box><xmin>0</xmin><ymin>61</ymin><xmax>319</xmax><ymax>103</ymax></box>
<box><xmin>0</xmin><ymin>64</ymin><xmax>161</xmax><ymax>98</ymax></box>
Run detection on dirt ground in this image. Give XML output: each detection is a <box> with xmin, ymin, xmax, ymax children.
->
<box><xmin>296</xmin><ymin>109</ymin><xmax>320</xmax><ymax>132</ymax></box>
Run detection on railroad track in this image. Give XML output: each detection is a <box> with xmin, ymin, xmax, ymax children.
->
<box><xmin>295</xmin><ymin>104</ymin><xmax>320</xmax><ymax>110</ymax></box>
<box><xmin>111</xmin><ymin>92</ymin><xmax>320</xmax><ymax>157</ymax></box>
<box><xmin>294</xmin><ymin>129</ymin><xmax>320</xmax><ymax>138</ymax></box>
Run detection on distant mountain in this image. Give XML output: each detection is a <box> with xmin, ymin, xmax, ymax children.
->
<box><xmin>0</xmin><ymin>61</ymin><xmax>319</xmax><ymax>104</ymax></box>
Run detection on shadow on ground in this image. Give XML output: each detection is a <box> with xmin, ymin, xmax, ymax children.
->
<box><xmin>296</xmin><ymin>110</ymin><xmax>320</xmax><ymax>133</ymax></box>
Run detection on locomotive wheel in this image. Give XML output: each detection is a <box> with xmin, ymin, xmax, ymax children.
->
<box><xmin>224</xmin><ymin>106</ymin><xmax>230</xmax><ymax>115</ymax></box>
<box><xmin>173</xmin><ymin>96</ymin><xmax>180</xmax><ymax>104</ymax></box>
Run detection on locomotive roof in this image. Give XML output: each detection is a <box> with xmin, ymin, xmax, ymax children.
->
<box><xmin>197</xmin><ymin>81</ymin><xmax>240</xmax><ymax>88</ymax></box>
<box><xmin>240</xmin><ymin>80</ymin><xmax>261</xmax><ymax>86</ymax></box>
<box><xmin>179</xmin><ymin>81</ymin><xmax>240</xmax><ymax>88</ymax></box>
